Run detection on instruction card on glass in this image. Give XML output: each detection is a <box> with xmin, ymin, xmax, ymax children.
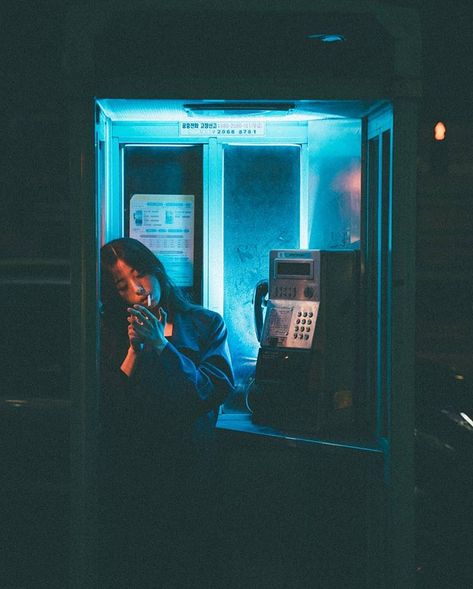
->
<box><xmin>129</xmin><ymin>194</ymin><xmax>194</xmax><ymax>287</ymax></box>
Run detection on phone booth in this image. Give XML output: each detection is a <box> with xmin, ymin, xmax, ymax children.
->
<box><xmin>67</xmin><ymin>1</ymin><xmax>421</xmax><ymax>587</ymax></box>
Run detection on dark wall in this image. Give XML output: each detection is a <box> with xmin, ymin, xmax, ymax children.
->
<box><xmin>1</xmin><ymin>1</ymin><xmax>69</xmax><ymax>259</ymax></box>
<box><xmin>415</xmin><ymin>0</ymin><xmax>473</xmax><ymax>371</ymax></box>
<box><xmin>416</xmin><ymin>118</ymin><xmax>473</xmax><ymax>369</ymax></box>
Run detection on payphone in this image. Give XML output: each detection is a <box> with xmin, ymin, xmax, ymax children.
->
<box><xmin>250</xmin><ymin>249</ymin><xmax>359</xmax><ymax>434</ymax></box>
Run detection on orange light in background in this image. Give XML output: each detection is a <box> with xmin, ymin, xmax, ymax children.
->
<box><xmin>434</xmin><ymin>121</ymin><xmax>446</xmax><ymax>141</ymax></box>
<box><xmin>331</xmin><ymin>163</ymin><xmax>361</xmax><ymax>194</ymax></box>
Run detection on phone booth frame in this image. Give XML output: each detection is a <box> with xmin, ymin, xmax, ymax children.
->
<box><xmin>66</xmin><ymin>1</ymin><xmax>421</xmax><ymax>587</ymax></box>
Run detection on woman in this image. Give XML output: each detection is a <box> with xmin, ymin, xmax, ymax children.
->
<box><xmin>99</xmin><ymin>237</ymin><xmax>234</xmax><ymax>587</ymax></box>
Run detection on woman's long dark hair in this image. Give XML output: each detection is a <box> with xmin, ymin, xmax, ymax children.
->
<box><xmin>100</xmin><ymin>237</ymin><xmax>191</xmax><ymax>324</ymax></box>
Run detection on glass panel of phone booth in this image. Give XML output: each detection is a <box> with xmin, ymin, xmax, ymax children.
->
<box><xmin>223</xmin><ymin>145</ymin><xmax>301</xmax><ymax>401</ymax></box>
<box><xmin>123</xmin><ymin>145</ymin><xmax>204</xmax><ymax>303</ymax></box>
<box><xmin>307</xmin><ymin>119</ymin><xmax>361</xmax><ymax>250</ymax></box>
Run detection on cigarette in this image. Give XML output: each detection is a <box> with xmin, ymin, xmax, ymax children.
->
<box><xmin>147</xmin><ymin>294</ymin><xmax>152</xmax><ymax>307</ymax></box>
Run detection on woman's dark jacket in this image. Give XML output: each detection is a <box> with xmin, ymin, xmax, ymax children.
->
<box><xmin>100</xmin><ymin>305</ymin><xmax>234</xmax><ymax>490</ymax></box>
<box><xmin>99</xmin><ymin>305</ymin><xmax>233</xmax><ymax>583</ymax></box>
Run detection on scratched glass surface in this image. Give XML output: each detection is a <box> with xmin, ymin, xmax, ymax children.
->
<box><xmin>223</xmin><ymin>145</ymin><xmax>300</xmax><ymax>396</ymax></box>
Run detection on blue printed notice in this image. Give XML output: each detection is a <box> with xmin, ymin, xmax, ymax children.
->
<box><xmin>129</xmin><ymin>194</ymin><xmax>195</xmax><ymax>287</ymax></box>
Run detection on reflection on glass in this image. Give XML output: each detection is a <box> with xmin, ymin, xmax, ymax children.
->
<box><xmin>308</xmin><ymin>119</ymin><xmax>361</xmax><ymax>250</ymax></box>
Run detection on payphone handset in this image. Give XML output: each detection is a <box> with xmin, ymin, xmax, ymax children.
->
<box><xmin>260</xmin><ymin>250</ymin><xmax>321</xmax><ymax>350</ymax></box>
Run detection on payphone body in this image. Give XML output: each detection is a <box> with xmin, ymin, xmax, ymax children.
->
<box><xmin>252</xmin><ymin>249</ymin><xmax>359</xmax><ymax>434</ymax></box>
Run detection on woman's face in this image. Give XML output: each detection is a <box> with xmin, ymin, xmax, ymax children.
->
<box><xmin>110</xmin><ymin>259</ymin><xmax>162</xmax><ymax>308</ymax></box>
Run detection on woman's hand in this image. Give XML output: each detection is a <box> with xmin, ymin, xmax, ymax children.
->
<box><xmin>127</xmin><ymin>304</ymin><xmax>168</xmax><ymax>354</ymax></box>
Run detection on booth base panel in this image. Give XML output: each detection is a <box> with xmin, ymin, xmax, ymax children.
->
<box><xmin>215</xmin><ymin>415</ymin><xmax>384</xmax><ymax>589</ymax></box>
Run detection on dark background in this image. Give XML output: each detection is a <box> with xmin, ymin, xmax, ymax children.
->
<box><xmin>0</xmin><ymin>1</ymin><xmax>472</xmax><ymax>587</ymax></box>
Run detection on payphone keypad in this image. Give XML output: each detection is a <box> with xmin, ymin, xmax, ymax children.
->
<box><xmin>291</xmin><ymin>308</ymin><xmax>317</xmax><ymax>345</ymax></box>
<box><xmin>262</xmin><ymin>300</ymin><xmax>320</xmax><ymax>350</ymax></box>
